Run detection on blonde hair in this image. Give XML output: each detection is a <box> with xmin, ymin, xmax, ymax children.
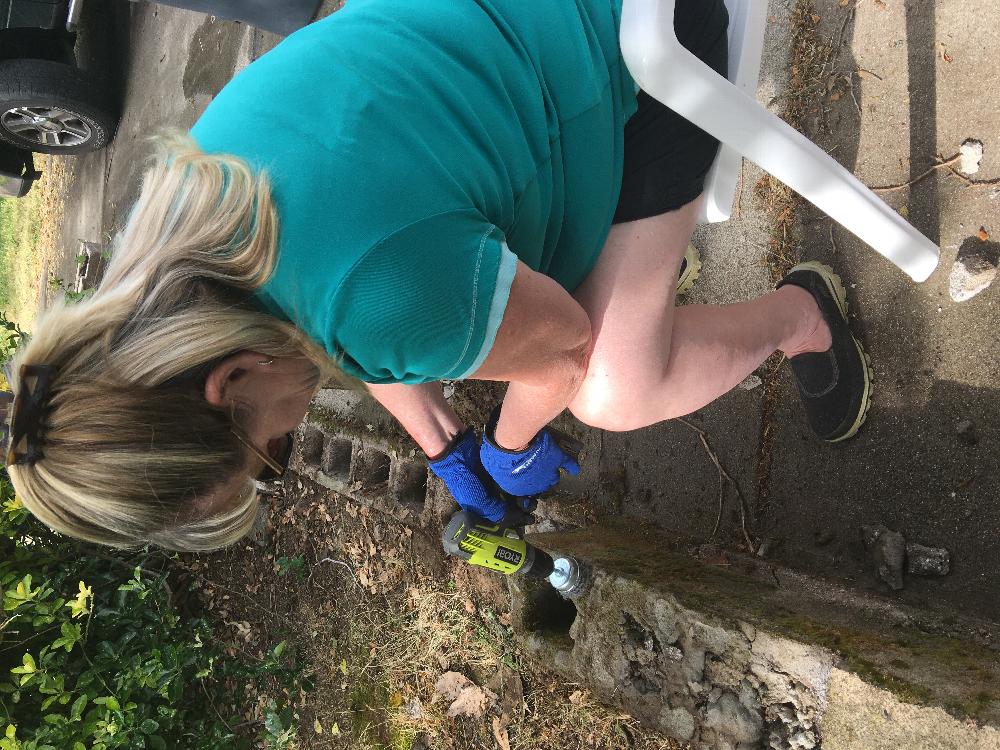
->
<box><xmin>9</xmin><ymin>134</ymin><xmax>340</xmax><ymax>551</ymax></box>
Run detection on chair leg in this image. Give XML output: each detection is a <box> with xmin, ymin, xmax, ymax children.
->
<box><xmin>621</xmin><ymin>0</ymin><xmax>940</xmax><ymax>281</ymax></box>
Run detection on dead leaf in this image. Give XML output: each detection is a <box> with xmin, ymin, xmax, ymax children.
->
<box><xmin>978</xmin><ymin>226</ymin><xmax>990</xmax><ymax>242</ymax></box>
<box><xmin>829</xmin><ymin>91</ymin><xmax>842</xmax><ymax>102</ymax></box>
<box><xmin>446</xmin><ymin>685</ymin><xmax>497</xmax><ymax>719</ymax></box>
<box><xmin>434</xmin><ymin>672</ymin><xmax>473</xmax><ymax>702</ymax></box>
<box><xmin>936</xmin><ymin>41</ymin><xmax>952</xmax><ymax>63</ymax></box>
<box><xmin>389</xmin><ymin>691</ymin><xmax>404</xmax><ymax>708</ymax></box>
<box><xmin>492</xmin><ymin>718</ymin><xmax>511</xmax><ymax>750</ymax></box>
<box><xmin>463</xmin><ymin>598</ymin><xmax>476</xmax><ymax>615</ymax></box>
<box><xmin>810</xmin><ymin>13</ymin><xmax>820</xmax><ymax>24</ymax></box>
<box><xmin>569</xmin><ymin>690</ymin><xmax>586</xmax><ymax>706</ymax></box>
<box><xmin>839</xmin><ymin>0</ymin><xmax>850</xmax><ymax>6</ymax></box>
<box><xmin>314</xmin><ymin>719</ymin><xmax>323</xmax><ymax>734</ymax></box>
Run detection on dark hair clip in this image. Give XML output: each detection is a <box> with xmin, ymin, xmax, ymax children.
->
<box><xmin>4</xmin><ymin>364</ymin><xmax>56</xmax><ymax>467</ymax></box>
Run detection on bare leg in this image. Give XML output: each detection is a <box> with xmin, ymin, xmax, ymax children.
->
<box><xmin>568</xmin><ymin>196</ymin><xmax>830</xmax><ymax>432</ymax></box>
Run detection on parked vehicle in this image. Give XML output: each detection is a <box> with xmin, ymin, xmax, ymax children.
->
<box><xmin>0</xmin><ymin>0</ymin><xmax>322</xmax><ymax>196</ymax></box>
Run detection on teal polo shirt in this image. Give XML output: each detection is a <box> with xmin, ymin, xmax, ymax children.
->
<box><xmin>192</xmin><ymin>0</ymin><xmax>636</xmax><ymax>384</ymax></box>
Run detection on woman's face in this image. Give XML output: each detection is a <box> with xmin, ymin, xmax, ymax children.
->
<box><xmin>204</xmin><ymin>351</ymin><xmax>321</xmax><ymax>478</ymax></box>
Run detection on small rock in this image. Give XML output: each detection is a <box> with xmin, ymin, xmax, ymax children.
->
<box><xmin>663</xmin><ymin>645</ymin><xmax>684</xmax><ymax>662</ymax></box>
<box><xmin>708</xmin><ymin>686</ymin><xmax>724</xmax><ymax>704</ymax></box>
<box><xmin>703</xmin><ymin>693</ymin><xmax>763</xmax><ymax>744</ymax></box>
<box><xmin>956</xmin><ymin>419</ymin><xmax>979</xmax><ymax>446</ymax></box>
<box><xmin>404</xmin><ymin>698</ymin><xmax>424</xmax><ymax>719</ymax></box>
<box><xmin>959</xmin><ymin>138</ymin><xmax>984</xmax><ymax>175</ymax></box>
<box><xmin>789</xmin><ymin>729</ymin><xmax>818</xmax><ymax>749</ymax></box>
<box><xmin>659</xmin><ymin>706</ymin><xmax>696</xmax><ymax>741</ymax></box>
<box><xmin>442</xmin><ymin>382</ymin><xmax>456</xmax><ymax>399</ymax></box>
<box><xmin>949</xmin><ymin>247</ymin><xmax>998</xmax><ymax>302</ymax></box>
<box><xmin>411</xmin><ymin>733</ymin><xmax>431</xmax><ymax>750</ymax></box>
<box><xmin>738</xmin><ymin>374</ymin><xmax>763</xmax><ymax>391</ymax></box>
<box><xmin>863</xmin><ymin>525</ymin><xmax>906</xmax><ymax>590</ymax></box>
<box><xmin>906</xmin><ymin>543</ymin><xmax>950</xmax><ymax>576</ymax></box>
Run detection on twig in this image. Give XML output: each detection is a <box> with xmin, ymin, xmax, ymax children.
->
<box><xmin>857</xmin><ymin>66</ymin><xmax>883</xmax><ymax>81</ymax></box>
<box><xmin>848</xmin><ymin>74</ymin><xmax>862</xmax><ymax>115</ymax></box>
<box><xmin>318</xmin><ymin>557</ymin><xmax>360</xmax><ymax>588</ymax></box>
<box><xmin>829</xmin><ymin>223</ymin><xmax>839</xmax><ymax>254</ymax></box>
<box><xmin>869</xmin><ymin>154</ymin><xmax>961</xmax><ymax>192</ymax></box>
<box><xmin>733</xmin><ymin>159</ymin><xmax>746</xmax><ymax>219</ymax></box>
<box><xmin>943</xmin><ymin>165</ymin><xmax>1000</xmax><ymax>188</ymax></box>
<box><xmin>201</xmin><ymin>680</ymin><xmax>235</xmax><ymax>734</ymax></box>
<box><xmin>674</xmin><ymin>418</ymin><xmax>756</xmax><ymax>553</ymax></box>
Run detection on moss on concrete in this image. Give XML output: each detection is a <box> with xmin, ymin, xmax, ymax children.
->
<box><xmin>529</xmin><ymin>522</ymin><xmax>1000</xmax><ymax>725</ymax></box>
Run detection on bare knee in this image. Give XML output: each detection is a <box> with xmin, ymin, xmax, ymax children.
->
<box><xmin>569</xmin><ymin>372</ymin><xmax>693</xmax><ymax>432</ymax></box>
<box><xmin>569</xmin><ymin>377</ymin><xmax>641</xmax><ymax>432</ymax></box>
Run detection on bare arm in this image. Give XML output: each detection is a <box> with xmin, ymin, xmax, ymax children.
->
<box><xmin>470</xmin><ymin>260</ymin><xmax>592</xmax><ymax>449</ymax></box>
<box><xmin>366</xmin><ymin>381</ymin><xmax>464</xmax><ymax>458</ymax></box>
<box><xmin>368</xmin><ymin>261</ymin><xmax>591</xmax><ymax>454</ymax></box>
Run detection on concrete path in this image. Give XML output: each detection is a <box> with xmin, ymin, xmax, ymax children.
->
<box><xmin>578</xmin><ymin>0</ymin><xmax>999</xmax><ymax>627</ymax></box>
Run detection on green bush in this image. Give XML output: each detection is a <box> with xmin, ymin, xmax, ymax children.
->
<box><xmin>0</xmin><ymin>480</ymin><xmax>241</xmax><ymax>750</ymax></box>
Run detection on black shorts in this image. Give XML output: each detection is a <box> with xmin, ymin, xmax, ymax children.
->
<box><xmin>613</xmin><ymin>0</ymin><xmax>730</xmax><ymax>224</ymax></box>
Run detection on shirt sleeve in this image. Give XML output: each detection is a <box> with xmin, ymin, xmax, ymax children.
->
<box><xmin>328</xmin><ymin>210</ymin><xmax>519</xmax><ymax>384</ymax></box>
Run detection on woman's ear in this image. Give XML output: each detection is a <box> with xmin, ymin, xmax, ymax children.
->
<box><xmin>204</xmin><ymin>351</ymin><xmax>267</xmax><ymax>408</ymax></box>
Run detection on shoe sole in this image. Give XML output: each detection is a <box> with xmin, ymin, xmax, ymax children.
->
<box><xmin>786</xmin><ymin>261</ymin><xmax>874</xmax><ymax>442</ymax></box>
<box><xmin>677</xmin><ymin>243</ymin><xmax>702</xmax><ymax>297</ymax></box>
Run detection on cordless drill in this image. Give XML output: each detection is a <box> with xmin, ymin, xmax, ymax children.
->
<box><xmin>440</xmin><ymin>426</ymin><xmax>588</xmax><ymax>597</ymax></box>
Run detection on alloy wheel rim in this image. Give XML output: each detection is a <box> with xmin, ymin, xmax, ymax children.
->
<box><xmin>1</xmin><ymin>106</ymin><xmax>94</xmax><ymax>148</ymax></box>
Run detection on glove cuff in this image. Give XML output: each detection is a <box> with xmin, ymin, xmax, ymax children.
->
<box><xmin>426</xmin><ymin>427</ymin><xmax>475</xmax><ymax>463</ymax></box>
<box><xmin>483</xmin><ymin>404</ymin><xmax>537</xmax><ymax>455</ymax></box>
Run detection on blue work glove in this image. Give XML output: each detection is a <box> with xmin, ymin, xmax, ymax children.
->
<box><xmin>428</xmin><ymin>428</ymin><xmax>526</xmax><ymax>524</ymax></box>
<box><xmin>480</xmin><ymin>409</ymin><xmax>581</xmax><ymax>497</ymax></box>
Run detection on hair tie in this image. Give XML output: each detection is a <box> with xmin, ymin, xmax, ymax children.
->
<box><xmin>3</xmin><ymin>364</ymin><xmax>55</xmax><ymax>467</ymax></box>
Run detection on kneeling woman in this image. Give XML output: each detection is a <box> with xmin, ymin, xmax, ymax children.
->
<box><xmin>6</xmin><ymin>0</ymin><xmax>869</xmax><ymax>549</ymax></box>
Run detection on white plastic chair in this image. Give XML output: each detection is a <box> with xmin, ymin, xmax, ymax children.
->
<box><xmin>620</xmin><ymin>0</ymin><xmax>940</xmax><ymax>282</ymax></box>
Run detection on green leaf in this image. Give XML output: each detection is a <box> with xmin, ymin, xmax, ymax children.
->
<box><xmin>95</xmin><ymin>695</ymin><xmax>120</xmax><ymax>712</ymax></box>
<box><xmin>14</xmin><ymin>653</ymin><xmax>35</xmax><ymax>673</ymax></box>
<box><xmin>73</xmin><ymin>743</ymin><xmax>87</xmax><ymax>750</ymax></box>
<box><xmin>139</xmin><ymin>719</ymin><xmax>159</xmax><ymax>734</ymax></box>
<box><xmin>70</xmin><ymin>694</ymin><xmax>88</xmax><ymax>721</ymax></box>
<box><xmin>148</xmin><ymin>736</ymin><xmax>167</xmax><ymax>750</ymax></box>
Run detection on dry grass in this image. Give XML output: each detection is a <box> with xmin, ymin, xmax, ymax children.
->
<box><xmin>294</xmin><ymin>562</ymin><xmax>685</xmax><ymax>750</ymax></box>
<box><xmin>0</xmin><ymin>155</ymin><xmax>70</xmax><ymax>327</ymax></box>
<box><xmin>752</xmin><ymin>0</ymin><xmax>836</xmax><ymax>518</ymax></box>
<box><xmin>201</xmin><ymin>473</ymin><xmax>687</xmax><ymax>750</ymax></box>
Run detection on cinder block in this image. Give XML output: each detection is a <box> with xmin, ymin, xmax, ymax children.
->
<box><xmin>391</xmin><ymin>460</ymin><xmax>428</xmax><ymax>511</ymax></box>
<box><xmin>322</xmin><ymin>438</ymin><xmax>353</xmax><ymax>481</ymax></box>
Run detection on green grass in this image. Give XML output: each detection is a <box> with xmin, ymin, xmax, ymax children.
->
<box><xmin>0</xmin><ymin>190</ymin><xmax>43</xmax><ymax>312</ymax></box>
<box><xmin>0</xmin><ymin>156</ymin><xmax>68</xmax><ymax>327</ymax></box>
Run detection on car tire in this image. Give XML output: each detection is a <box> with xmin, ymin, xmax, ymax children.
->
<box><xmin>0</xmin><ymin>59</ymin><xmax>118</xmax><ymax>155</ymax></box>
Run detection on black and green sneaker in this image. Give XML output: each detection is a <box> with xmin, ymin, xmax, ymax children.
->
<box><xmin>777</xmin><ymin>262</ymin><xmax>873</xmax><ymax>442</ymax></box>
<box><xmin>677</xmin><ymin>243</ymin><xmax>702</xmax><ymax>297</ymax></box>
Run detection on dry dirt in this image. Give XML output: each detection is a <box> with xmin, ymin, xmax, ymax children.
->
<box><xmin>183</xmin><ymin>468</ymin><xmax>686</xmax><ymax>750</ymax></box>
